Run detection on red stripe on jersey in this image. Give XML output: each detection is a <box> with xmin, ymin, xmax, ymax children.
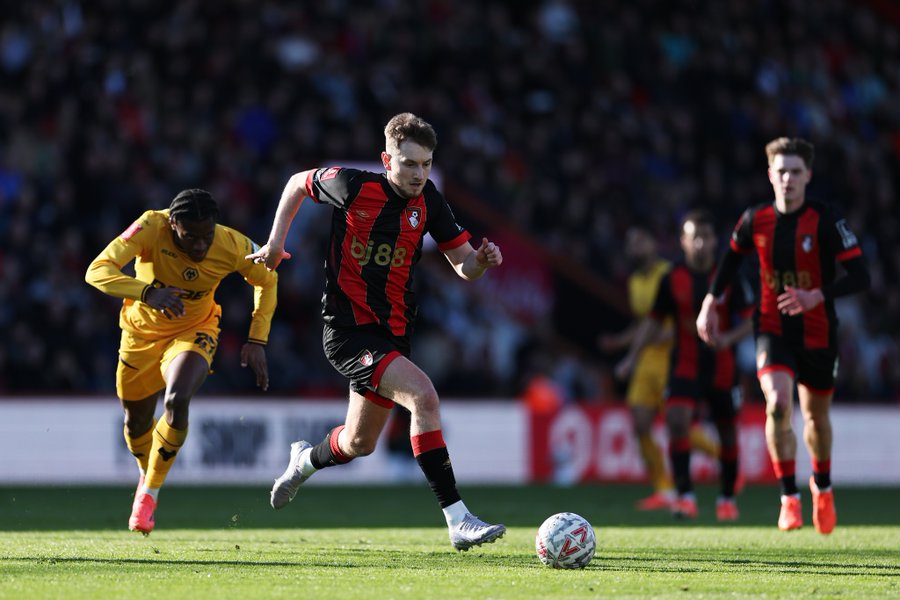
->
<box><xmin>836</xmin><ymin>246</ymin><xmax>862</xmax><ymax>262</ymax></box>
<box><xmin>336</xmin><ymin>184</ymin><xmax>387</xmax><ymax>327</ymax></box>
<box><xmin>795</xmin><ymin>208</ymin><xmax>829</xmax><ymax>348</ymax></box>
<box><xmin>386</xmin><ymin>197</ymin><xmax>426</xmax><ymax>335</ymax></box>
<box><xmin>671</xmin><ymin>268</ymin><xmax>698</xmax><ymax>380</ymax></box>
<box><xmin>437</xmin><ymin>230</ymin><xmax>472</xmax><ymax>252</ymax></box>
<box><xmin>755</xmin><ymin>206</ymin><xmax>782</xmax><ymax>335</ymax></box>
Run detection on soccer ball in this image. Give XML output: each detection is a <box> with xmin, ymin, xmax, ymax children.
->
<box><xmin>535</xmin><ymin>512</ymin><xmax>596</xmax><ymax>569</ymax></box>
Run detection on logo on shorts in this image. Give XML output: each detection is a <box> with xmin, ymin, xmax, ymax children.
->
<box><xmin>405</xmin><ymin>207</ymin><xmax>421</xmax><ymax>229</ymax></box>
<box><xmin>359</xmin><ymin>350</ymin><xmax>374</xmax><ymax>367</ymax></box>
<box><xmin>183</xmin><ymin>267</ymin><xmax>199</xmax><ymax>281</ymax></box>
<box><xmin>801</xmin><ymin>235</ymin><xmax>813</xmax><ymax>253</ymax></box>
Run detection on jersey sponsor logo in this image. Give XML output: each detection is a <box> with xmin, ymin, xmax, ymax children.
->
<box><xmin>801</xmin><ymin>235</ymin><xmax>814</xmax><ymax>253</ymax></box>
<box><xmin>320</xmin><ymin>166</ymin><xmax>340</xmax><ymax>181</ymax></box>
<box><xmin>835</xmin><ymin>219</ymin><xmax>857</xmax><ymax>249</ymax></box>
<box><xmin>149</xmin><ymin>278</ymin><xmax>211</xmax><ymax>300</ymax></box>
<box><xmin>405</xmin><ymin>207</ymin><xmax>422</xmax><ymax>229</ymax></box>
<box><xmin>359</xmin><ymin>350</ymin><xmax>374</xmax><ymax>367</ymax></box>
<box><xmin>349</xmin><ymin>235</ymin><xmax>409</xmax><ymax>267</ymax></box>
<box><xmin>763</xmin><ymin>268</ymin><xmax>812</xmax><ymax>291</ymax></box>
<box><xmin>120</xmin><ymin>222</ymin><xmax>143</xmax><ymax>241</ymax></box>
<box><xmin>183</xmin><ymin>267</ymin><xmax>199</xmax><ymax>281</ymax></box>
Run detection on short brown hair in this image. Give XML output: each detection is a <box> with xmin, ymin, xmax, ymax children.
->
<box><xmin>384</xmin><ymin>112</ymin><xmax>437</xmax><ymax>152</ymax></box>
<box><xmin>765</xmin><ymin>137</ymin><xmax>814</xmax><ymax>169</ymax></box>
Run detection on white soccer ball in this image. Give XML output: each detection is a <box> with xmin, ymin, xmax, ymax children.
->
<box><xmin>535</xmin><ymin>512</ymin><xmax>596</xmax><ymax>569</ymax></box>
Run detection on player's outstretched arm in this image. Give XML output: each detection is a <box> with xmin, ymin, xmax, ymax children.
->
<box><xmin>444</xmin><ymin>237</ymin><xmax>503</xmax><ymax>281</ymax></box>
<box><xmin>246</xmin><ymin>170</ymin><xmax>315</xmax><ymax>270</ymax></box>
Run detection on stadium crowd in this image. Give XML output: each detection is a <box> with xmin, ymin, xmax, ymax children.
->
<box><xmin>1</xmin><ymin>0</ymin><xmax>898</xmax><ymax>402</ymax></box>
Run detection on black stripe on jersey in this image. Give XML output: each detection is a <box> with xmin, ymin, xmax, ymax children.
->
<box><xmin>772</xmin><ymin>212</ymin><xmax>804</xmax><ymax>343</ymax></box>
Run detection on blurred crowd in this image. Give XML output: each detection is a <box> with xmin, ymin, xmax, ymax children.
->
<box><xmin>1</xmin><ymin>0</ymin><xmax>898</xmax><ymax>402</ymax></box>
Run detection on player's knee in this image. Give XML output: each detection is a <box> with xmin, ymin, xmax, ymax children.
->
<box><xmin>345</xmin><ymin>433</ymin><xmax>378</xmax><ymax>457</ymax></box>
<box><xmin>123</xmin><ymin>413</ymin><xmax>153</xmax><ymax>437</ymax></box>
<box><xmin>410</xmin><ymin>385</ymin><xmax>440</xmax><ymax>417</ymax></box>
<box><xmin>162</xmin><ymin>390</ymin><xmax>191</xmax><ymax>419</ymax></box>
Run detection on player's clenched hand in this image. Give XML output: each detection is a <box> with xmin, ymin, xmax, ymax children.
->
<box><xmin>475</xmin><ymin>237</ymin><xmax>502</xmax><ymax>270</ymax></box>
<box><xmin>777</xmin><ymin>286</ymin><xmax>824</xmax><ymax>316</ymax></box>
<box><xmin>696</xmin><ymin>293</ymin><xmax>720</xmax><ymax>346</ymax></box>
<box><xmin>245</xmin><ymin>243</ymin><xmax>292</xmax><ymax>271</ymax></box>
<box><xmin>240</xmin><ymin>342</ymin><xmax>269</xmax><ymax>391</ymax></box>
<box><xmin>144</xmin><ymin>286</ymin><xmax>187</xmax><ymax>319</ymax></box>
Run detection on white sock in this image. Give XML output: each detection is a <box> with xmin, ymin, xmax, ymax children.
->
<box><xmin>443</xmin><ymin>500</ymin><xmax>469</xmax><ymax>528</ymax></box>
<box><xmin>141</xmin><ymin>486</ymin><xmax>160</xmax><ymax>501</ymax></box>
<box><xmin>299</xmin><ymin>450</ymin><xmax>317</xmax><ymax>477</ymax></box>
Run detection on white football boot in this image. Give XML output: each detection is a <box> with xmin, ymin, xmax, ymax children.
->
<box><xmin>270</xmin><ymin>441</ymin><xmax>314</xmax><ymax>509</ymax></box>
<box><xmin>449</xmin><ymin>513</ymin><xmax>506</xmax><ymax>551</ymax></box>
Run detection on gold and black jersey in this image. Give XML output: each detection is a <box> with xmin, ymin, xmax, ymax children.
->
<box><xmin>86</xmin><ymin>209</ymin><xmax>277</xmax><ymax>343</ymax></box>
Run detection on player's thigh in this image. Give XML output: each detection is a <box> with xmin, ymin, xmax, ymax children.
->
<box><xmin>756</xmin><ymin>334</ymin><xmax>797</xmax><ymax>413</ymax></box>
<box><xmin>377</xmin><ymin>355</ymin><xmax>438</xmax><ymax>412</ymax></box>
<box><xmin>159</xmin><ymin>318</ymin><xmax>219</xmax><ymax>394</ymax></box>
<box><xmin>117</xmin><ymin>330</ymin><xmax>167</xmax><ymax>401</ymax></box>
<box><xmin>344</xmin><ymin>388</ymin><xmax>392</xmax><ymax>448</ymax></box>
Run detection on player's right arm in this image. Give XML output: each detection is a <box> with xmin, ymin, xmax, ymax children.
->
<box><xmin>246</xmin><ymin>170</ymin><xmax>315</xmax><ymax>270</ymax></box>
<box><xmin>698</xmin><ymin>208</ymin><xmax>754</xmax><ymax>344</ymax></box>
<box><xmin>85</xmin><ymin>215</ymin><xmax>186</xmax><ymax>318</ymax></box>
<box><xmin>614</xmin><ymin>317</ymin><xmax>663</xmax><ymax>381</ymax></box>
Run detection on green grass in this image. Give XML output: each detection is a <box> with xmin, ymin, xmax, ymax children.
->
<box><xmin>1</xmin><ymin>484</ymin><xmax>899</xmax><ymax>599</ymax></box>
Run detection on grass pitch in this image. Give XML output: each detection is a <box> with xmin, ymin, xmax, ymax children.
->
<box><xmin>1</xmin><ymin>484</ymin><xmax>898</xmax><ymax>599</ymax></box>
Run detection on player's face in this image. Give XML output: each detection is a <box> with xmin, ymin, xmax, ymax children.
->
<box><xmin>681</xmin><ymin>221</ymin><xmax>717</xmax><ymax>271</ymax></box>
<box><xmin>382</xmin><ymin>140</ymin><xmax>433</xmax><ymax>199</ymax></box>
<box><xmin>170</xmin><ymin>217</ymin><xmax>216</xmax><ymax>262</ymax></box>
<box><xmin>768</xmin><ymin>154</ymin><xmax>812</xmax><ymax>210</ymax></box>
<box><xmin>625</xmin><ymin>228</ymin><xmax>655</xmax><ymax>269</ymax></box>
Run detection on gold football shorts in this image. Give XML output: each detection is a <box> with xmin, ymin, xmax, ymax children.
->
<box><xmin>116</xmin><ymin>315</ymin><xmax>220</xmax><ymax>400</ymax></box>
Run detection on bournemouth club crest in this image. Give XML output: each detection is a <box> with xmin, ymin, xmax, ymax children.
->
<box><xmin>405</xmin><ymin>207</ymin><xmax>421</xmax><ymax>229</ymax></box>
<box><xmin>801</xmin><ymin>235</ymin><xmax>813</xmax><ymax>253</ymax></box>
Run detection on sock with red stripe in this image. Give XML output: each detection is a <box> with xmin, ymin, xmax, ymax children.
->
<box><xmin>773</xmin><ymin>459</ymin><xmax>798</xmax><ymax>495</ymax></box>
<box><xmin>412</xmin><ymin>429</ymin><xmax>461</xmax><ymax>509</ymax></box>
<box><xmin>669</xmin><ymin>437</ymin><xmax>692</xmax><ymax>495</ymax></box>
<box><xmin>310</xmin><ymin>425</ymin><xmax>353</xmax><ymax>469</ymax></box>
<box><xmin>812</xmin><ymin>458</ymin><xmax>831</xmax><ymax>490</ymax></box>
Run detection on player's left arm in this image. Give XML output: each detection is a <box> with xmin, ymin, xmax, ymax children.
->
<box><xmin>237</xmin><ymin>237</ymin><xmax>279</xmax><ymax>391</ymax></box>
<box><xmin>777</xmin><ymin>215</ymin><xmax>871</xmax><ymax>316</ymax></box>
<box><xmin>443</xmin><ymin>237</ymin><xmax>503</xmax><ymax>281</ymax></box>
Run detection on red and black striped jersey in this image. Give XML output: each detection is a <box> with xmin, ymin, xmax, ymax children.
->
<box><xmin>304</xmin><ymin>167</ymin><xmax>471</xmax><ymax>337</ymax></box>
<box><xmin>729</xmin><ymin>200</ymin><xmax>862</xmax><ymax>349</ymax></box>
<box><xmin>652</xmin><ymin>262</ymin><xmax>753</xmax><ymax>390</ymax></box>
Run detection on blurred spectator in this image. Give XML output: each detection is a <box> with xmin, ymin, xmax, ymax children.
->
<box><xmin>1</xmin><ymin>0</ymin><xmax>898</xmax><ymax>402</ymax></box>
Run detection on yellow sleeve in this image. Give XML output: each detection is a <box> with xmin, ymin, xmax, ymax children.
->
<box><xmin>84</xmin><ymin>216</ymin><xmax>153</xmax><ymax>302</ymax></box>
<box><xmin>235</xmin><ymin>236</ymin><xmax>279</xmax><ymax>345</ymax></box>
